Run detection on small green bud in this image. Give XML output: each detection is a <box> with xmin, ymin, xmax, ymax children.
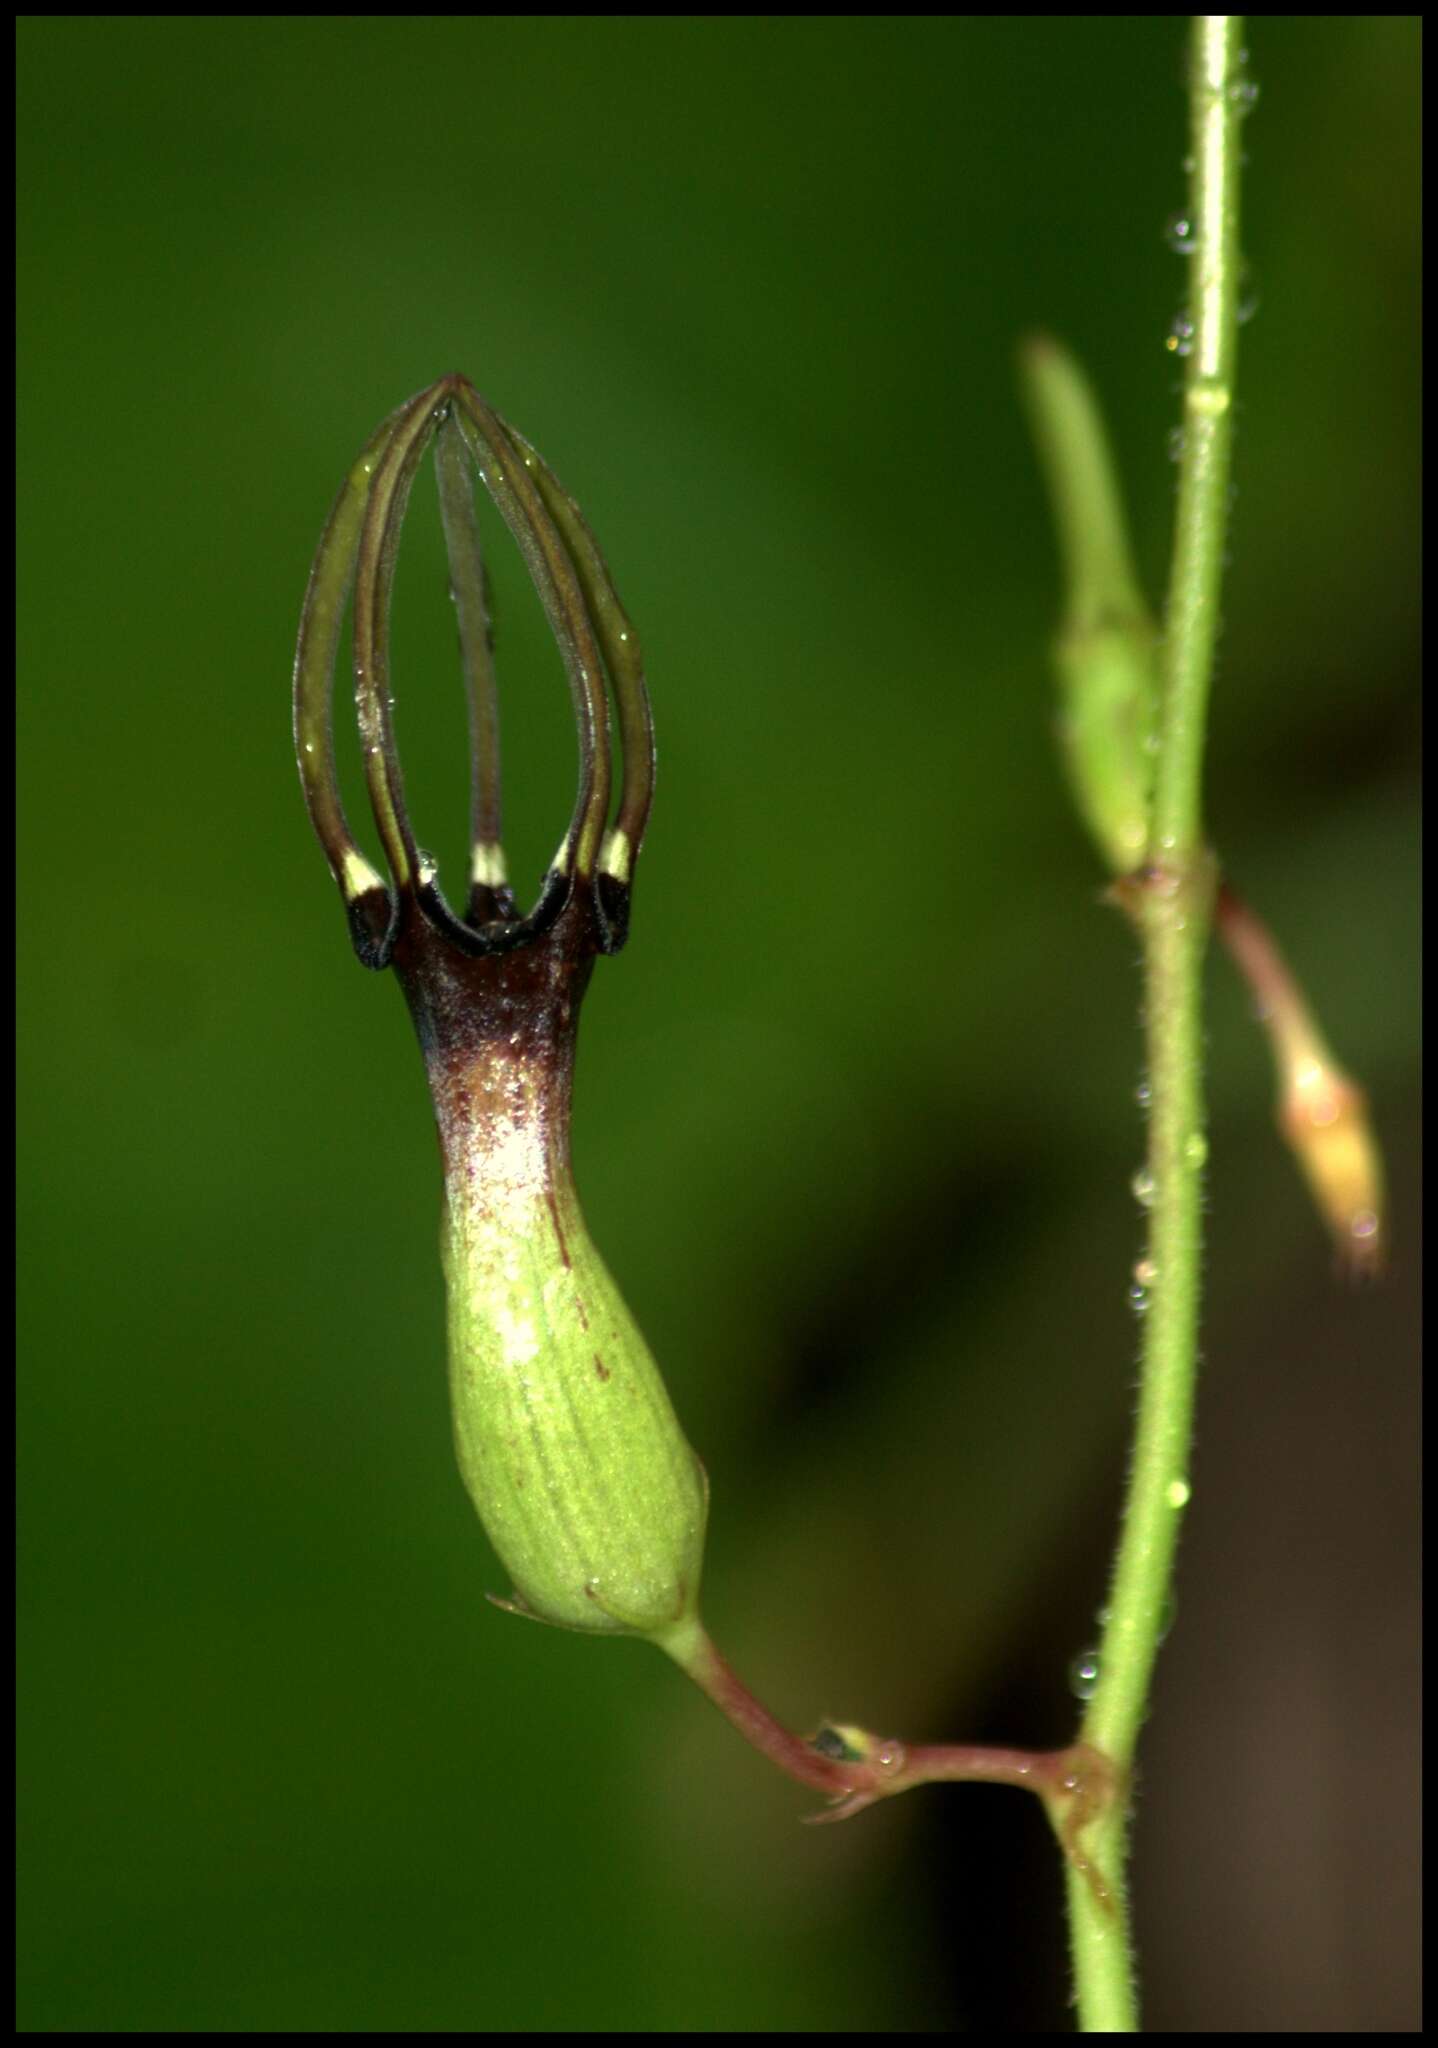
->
<box><xmin>294</xmin><ymin>375</ymin><xmax>707</xmax><ymax>1639</ymax></box>
<box><xmin>1021</xmin><ymin>334</ymin><xmax>1159</xmax><ymax>874</ymax></box>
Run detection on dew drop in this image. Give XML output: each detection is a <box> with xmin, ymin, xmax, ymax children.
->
<box><xmin>1236</xmin><ymin>262</ymin><xmax>1261</xmax><ymax>325</ymax></box>
<box><xmin>1069</xmin><ymin>1649</ymin><xmax>1102</xmax><ymax>1701</ymax></box>
<box><xmin>1165</xmin><ymin>313</ymin><xmax>1196</xmax><ymax>358</ymax></box>
<box><xmin>1350</xmin><ymin>1209</ymin><xmax>1380</xmax><ymax>1241</ymax></box>
<box><xmin>1128</xmin><ymin>1281</ymin><xmax>1151</xmax><ymax>1315</ymax></box>
<box><xmin>1135</xmin><ymin>1077</ymin><xmax>1153</xmax><ymax>1108</ymax></box>
<box><xmin>1164</xmin><ymin>210</ymin><xmax>1198</xmax><ymax>255</ymax></box>
<box><xmin>1166</xmin><ymin>426</ymin><xmax>1186</xmax><ymax>462</ymax></box>
<box><xmin>1134</xmin><ymin>1257</ymin><xmax>1160</xmax><ymax>1288</ymax></box>
<box><xmin>1184</xmin><ymin>1132</ymin><xmax>1209</xmax><ymax>1169</ymax></box>
<box><xmin>1131</xmin><ymin>1167</ymin><xmax>1156</xmax><ymax>1207</ymax></box>
<box><xmin>1157</xmin><ymin>1593</ymin><xmax>1177</xmax><ymax>1644</ymax></box>
<box><xmin>1228</xmin><ymin>75</ymin><xmax>1260</xmax><ymax>116</ymax></box>
<box><xmin>1166</xmin><ymin>1477</ymin><xmax>1192</xmax><ymax>1510</ymax></box>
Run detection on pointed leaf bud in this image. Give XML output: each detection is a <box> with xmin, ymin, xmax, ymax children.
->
<box><xmin>1021</xmin><ymin>335</ymin><xmax>1158</xmax><ymax>874</ymax></box>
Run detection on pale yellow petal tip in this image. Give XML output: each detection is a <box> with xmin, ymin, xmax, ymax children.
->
<box><xmin>470</xmin><ymin>841</ymin><xmax>508</xmax><ymax>890</ymax></box>
<box><xmin>599</xmin><ymin>827</ymin><xmax>632</xmax><ymax>885</ymax></box>
<box><xmin>341</xmin><ymin>848</ymin><xmax>387</xmax><ymax>901</ymax></box>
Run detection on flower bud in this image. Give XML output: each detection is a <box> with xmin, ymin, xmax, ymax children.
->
<box><xmin>1278</xmin><ymin>1058</ymin><xmax>1384</xmax><ymax>1279</ymax></box>
<box><xmin>294</xmin><ymin>375</ymin><xmax>707</xmax><ymax>1635</ymax></box>
<box><xmin>1216</xmin><ymin>882</ymin><xmax>1385</xmax><ymax>1276</ymax></box>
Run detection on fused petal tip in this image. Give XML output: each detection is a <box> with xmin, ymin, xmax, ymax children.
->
<box><xmin>293</xmin><ymin>376</ymin><xmax>654</xmax><ymax>968</ymax></box>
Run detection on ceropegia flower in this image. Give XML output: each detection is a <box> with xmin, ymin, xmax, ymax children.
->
<box><xmin>294</xmin><ymin>376</ymin><xmax>708</xmax><ymax>1637</ymax></box>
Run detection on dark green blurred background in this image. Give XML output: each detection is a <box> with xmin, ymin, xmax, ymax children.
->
<box><xmin>18</xmin><ymin>17</ymin><xmax>1418</xmax><ymax>2033</ymax></box>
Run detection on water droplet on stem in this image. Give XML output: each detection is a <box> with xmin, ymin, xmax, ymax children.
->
<box><xmin>1069</xmin><ymin>1649</ymin><xmax>1102</xmax><ymax>1701</ymax></box>
<box><xmin>1166</xmin><ymin>313</ymin><xmax>1195</xmax><ymax>358</ymax></box>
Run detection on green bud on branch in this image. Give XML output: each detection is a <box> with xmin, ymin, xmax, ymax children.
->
<box><xmin>1021</xmin><ymin>333</ymin><xmax>1159</xmax><ymax>874</ymax></box>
